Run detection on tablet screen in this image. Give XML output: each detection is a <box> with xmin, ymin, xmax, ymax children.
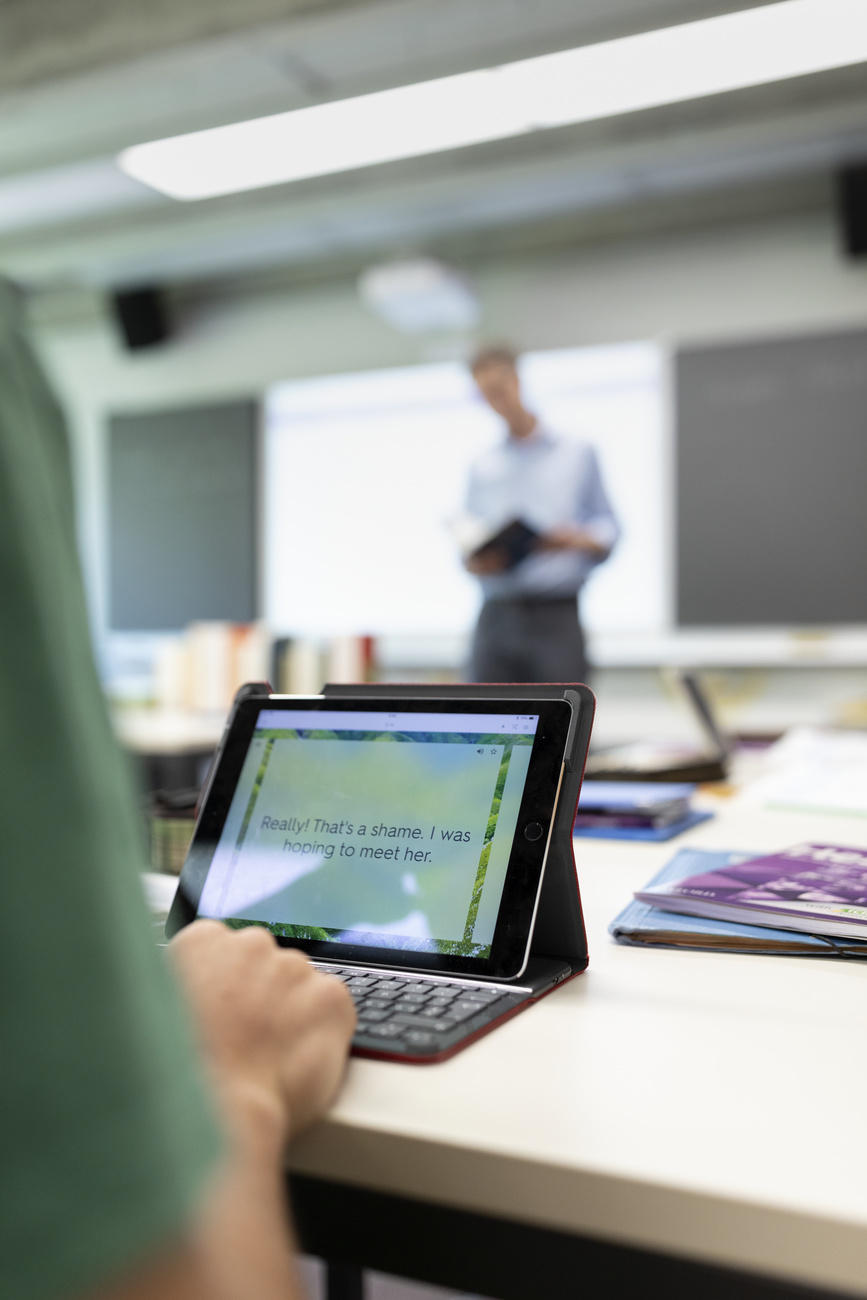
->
<box><xmin>174</xmin><ymin>697</ymin><xmax>571</xmax><ymax>978</ymax></box>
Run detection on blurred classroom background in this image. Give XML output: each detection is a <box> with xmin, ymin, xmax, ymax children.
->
<box><xmin>5</xmin><ymin>0</ymin><xmax>867</xmax><ymax>804</ymax></box>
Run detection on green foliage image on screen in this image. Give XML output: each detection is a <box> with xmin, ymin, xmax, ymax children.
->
<box><xmin>203</xmin><ymin>728</ymin><xmax>534</xmax><ymax>958</ymax></box>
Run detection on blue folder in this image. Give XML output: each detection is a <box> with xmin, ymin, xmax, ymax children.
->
<box><xmin>575</xmin><ymin>809</ymin><xmax>713</xmax><ymax>842</ymax></box>
<box><xmin>609</xmin><ymin>848</ymin><xmax>867</xmax><ymax>957</ymax></box>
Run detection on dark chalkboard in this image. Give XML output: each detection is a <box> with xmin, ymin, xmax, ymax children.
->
<box><xmin>676</xmin><ymin>328</ymin><xmax>867</xmax><ymax>626</ymax></box>
<box><xmin>108</xmin><ymin>400</ymin><xmax>258</xmax><ymax>630</ymax></box>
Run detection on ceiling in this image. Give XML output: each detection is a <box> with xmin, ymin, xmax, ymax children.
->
<box><xmin>2</xmin><ymin>0</ymin><xmax>866</xmax><ymax>306</ymax></box>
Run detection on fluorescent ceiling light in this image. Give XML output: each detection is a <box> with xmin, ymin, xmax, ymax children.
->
<box><xmin>119</xmin><ymin>0</ymin><xmax>867</xmax><ymax>201</ymax></box>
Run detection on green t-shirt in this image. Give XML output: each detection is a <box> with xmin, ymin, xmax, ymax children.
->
<box><xmin>0</xmin><ymin>280</ymin><xmax>222</xmax><ymax>1300</ymax></box>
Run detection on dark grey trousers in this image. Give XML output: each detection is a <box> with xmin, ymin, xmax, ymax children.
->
<box><xmin>468</xmin><ymin>594</ymin><xmax>589</xmax><ymax>685</ymax></box>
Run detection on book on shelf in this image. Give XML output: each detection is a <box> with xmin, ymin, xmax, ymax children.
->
<box><xmin>271</xmin><ymin>635</ymin><xmax>377</xmax><ymax>695</ymax></box>
<box><xmin>153</xmin><ymin>621</ymin><xmax>272</xmax><ymax>712</ymax></box>
<box><xmin>634</xmin><ymin>842</ymin><xmax>867</xmax><ymax>942</ymax></box>
<box><xmin>611</xmin><ymin>848</ymin><xmax>867</xmax><ymax>957</ymax></box>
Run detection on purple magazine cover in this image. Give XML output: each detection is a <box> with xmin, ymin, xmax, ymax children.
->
<box><xmin>635</xmin><ymin>843</ymin><xmax>867</xmax><ymax>939</ymax></box>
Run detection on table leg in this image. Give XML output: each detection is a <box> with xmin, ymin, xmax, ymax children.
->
<box><xmin>325</xmin><ymin>1261</ymin><xmax>365</xmax><ymax>1300</ymax></box>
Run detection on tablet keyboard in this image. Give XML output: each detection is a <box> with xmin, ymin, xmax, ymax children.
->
<box><xmin>315</xmin><ymin>965</ymin><xmax>531</xmax><ymax>1059</ymax></box>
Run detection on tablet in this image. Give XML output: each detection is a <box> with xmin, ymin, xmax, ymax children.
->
<box><xmin>167</xmin><ymin>694</ymin><xmax>572</xmax><ymax>981</ymax></box>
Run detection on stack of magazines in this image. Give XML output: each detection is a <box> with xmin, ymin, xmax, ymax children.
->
<box><xmin>611</xmin><ymin>843</ymin><xmax>867</xmax><ymax>957</ymax></box>
<box><xmin>575</xmin><ymin>781</ymin><xmax>712</xmax><ymax>841</ymax></box>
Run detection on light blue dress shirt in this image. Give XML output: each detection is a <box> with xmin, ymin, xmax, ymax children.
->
<box><xmin>465</xmin><ymin>424</ymin><xmax>619</xmax><ymax>600</ymax></box>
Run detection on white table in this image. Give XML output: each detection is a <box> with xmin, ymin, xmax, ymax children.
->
<box><xmin>114</xmin><ymin>706</ymin><xmax>225</xmax><ymax>800</ymax></box>
<box><xmin>113</xmin><ymin>706</ymin><xmax>225</xmax><ymax>755</ymax></box>
<box><xmin>288</xmin><ymin>788</ymin><xmax>867</xmax><ymax>1299</ymax></box>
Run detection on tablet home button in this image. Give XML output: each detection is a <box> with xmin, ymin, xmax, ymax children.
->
<box><xmin>524</xmin><ymin>821</ymin><xmax>544</xmax><ymax>842</ymax></box>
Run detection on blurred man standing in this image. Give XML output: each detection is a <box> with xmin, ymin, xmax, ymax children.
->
<box><xmin>464</xmin><ymin>345</ymin><xmax>619</xmax><ymax>684</ymax></box>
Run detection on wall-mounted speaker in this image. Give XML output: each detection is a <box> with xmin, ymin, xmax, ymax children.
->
<box><xmin>110</xmin><ymin>286</ymin><xmax>170</xmax><ymax>350</ymax></box>
<box><xmin>837</xmin><ymin>165</ymin><xmax>867</xmax><ymax>258</ymax></box>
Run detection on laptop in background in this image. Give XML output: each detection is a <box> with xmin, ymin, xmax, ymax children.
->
<box><xmin>586</xmin><ymin>670</ymin><xmax>731</xmax><ymax>784</ymax></box>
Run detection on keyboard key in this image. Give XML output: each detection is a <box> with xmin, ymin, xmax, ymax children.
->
<box><xmin>453</xmin><ymin>993</ymin><xmax>506</xmax><ymax>1010</ymax></box>
<box><xmin>357</xmin><ymin>1018</ymin><xmax>394</xmax><ymax>1033</ymax></box>
<box><xmin>419</xmin><ymin>1005</ymin><xmax>459</xmax><ymax>1021</ymax></box>
<box><xmin>387</xmin><ymin>1012</ymin><xmax>438</xmax><ymax>1029</ymax></box>
<box><xmin>390</xmin><ymin>1013</ymin><xmax>459</xmax><ymax>1034</ymax></box>
<box><xmin>445</xmin><ymin>1003</ymin><xmax>485</xmax><ymax>1024</ymax></box>
<box><xmin>357</xmin><ymin>1022</ymin><xmax>404</xmax><ymax>1040</ymax></box>
<box><xmin>403</xmin><ymin>1031</ymin><xmax>440</xmax><ymax>1049</ymax></box>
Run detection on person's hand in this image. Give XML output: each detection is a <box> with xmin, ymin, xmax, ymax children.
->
<box><xmin>168</xmin><ymin>921</ymin><xmax>356</xmax><ymax>1144</ymax></box>
<box><xmin>464</xmin><ymin>546</ymin><xmax>508</xmax><ymax>575</ymax></box>
<box><xmin>538</xmin><ymin>525</ymin><xmax>608</xmax><ymax>556</ymax></box>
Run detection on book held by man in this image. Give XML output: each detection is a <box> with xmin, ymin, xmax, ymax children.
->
<box><xmin>449</xmin><ymin>513</ymin><xmax>540</xmax><ymax>570</ymax></box>
<box><xmin>635</xmin><ymin>842</ymin><xmax>867</xmax><ymax>941</ymax></box>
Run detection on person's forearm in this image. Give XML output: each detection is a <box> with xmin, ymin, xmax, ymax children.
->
<box><xmin>194</xmin><ymin>1086</ymin><xmax>305</xmax><ymax>1300</ymax></box>
<box><xmin>94</xmin><ymin>1089</ymin><xmax>305</xmax><ymax>1300</ymax></box>
<box><xmin>93</xmin><ymin>901</ymin><xmax>356</xmax><ymax>1300</ymax></box>
<box><xmin>567</xmin><ymin>526</ymin><xmax>609</xmax><ymax>556</ymax></box>
<box><xmin>541</xmin><ymin>524</ymin><xmax>610</xmax><ymax>557</ymax></box>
